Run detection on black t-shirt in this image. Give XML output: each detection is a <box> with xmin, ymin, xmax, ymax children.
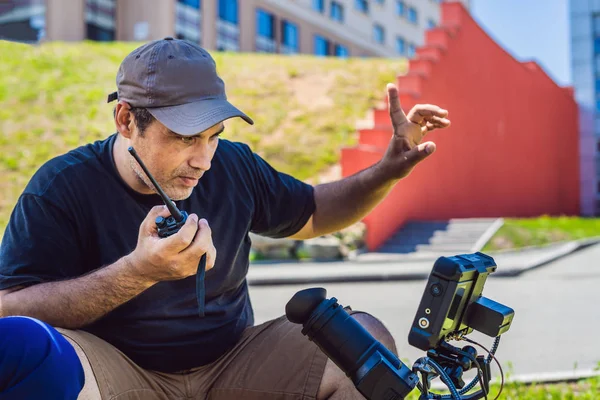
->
<box><xmin>0</xmin><ymin>133</ymin><xmax>315</xmax><ymax>373</ymax></box>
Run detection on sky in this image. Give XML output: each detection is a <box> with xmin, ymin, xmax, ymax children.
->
<box><xmin>468</xmin><ymin>0</ymin><xmax>571</xmax><ymax>87</ymax></box>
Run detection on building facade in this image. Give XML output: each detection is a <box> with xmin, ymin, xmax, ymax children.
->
<box><xmin>570</xmin><ymin>0</ymin><xmax>600</xmax><ymax>216</ymax></box>
<box><xmin>0</xmin><ymin>0</ymin><xmax>470</xmax><ymax>58</ymax></box>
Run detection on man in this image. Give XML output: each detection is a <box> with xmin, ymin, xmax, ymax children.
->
<box><xmin>0</xmin><ymin>38</ymin><xmax>450</xmax><ymax>399</ymax></box>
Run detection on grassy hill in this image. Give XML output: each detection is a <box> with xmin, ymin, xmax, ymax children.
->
<box><xmin>0</xmin><ymin>40</ymin><xmax>407</xmax><ymax>233</ymax></box>
<box><xmin>2</xmin><ymin>41</ymin><xmax>597</xmax><ymax>250</ymax></box>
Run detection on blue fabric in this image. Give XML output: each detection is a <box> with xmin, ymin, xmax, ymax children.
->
<box><xmin>0</xmin><ymin>316</ymin><xmax>84</xmax><ymax>399</ymax></box>
<box><xmin>0</xmin><ymin>133</ymin><xmax>315</xmax><ymax>373</ymax></box>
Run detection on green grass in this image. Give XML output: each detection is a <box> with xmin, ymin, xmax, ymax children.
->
<box><xmin>403</xmin><ymin>377</ymin><xmax>600</xmax><ymax>399</ymax></box>
<box><xmin>483</xmin><ymin>216</ymin><xmax>600</xmax><ymax>252</ymax></box>
<box><xmin>0</xmin><ymin>40</ymin><xmax>407</xmax><ymax>234</ymax></box>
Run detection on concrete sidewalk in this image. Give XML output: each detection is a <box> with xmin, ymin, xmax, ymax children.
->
<box><xmin>247</xmin><ymin>237</ymin><xmax>600</xmax><ymax>285</ymax></box>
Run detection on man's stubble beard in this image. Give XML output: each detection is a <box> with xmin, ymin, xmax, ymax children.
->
<box><xmin>129</xmin><ymin>158</ymin><xmax>194</xmax><ymax>201</ymax></box>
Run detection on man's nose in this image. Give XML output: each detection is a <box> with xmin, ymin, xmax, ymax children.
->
<box><xmin>188</xmin><ymin>148</ymin><xmax>211</xmax><ymax>171</ymax></box>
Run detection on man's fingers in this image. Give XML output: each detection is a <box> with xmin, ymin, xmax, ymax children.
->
<box><xmin>406</xmin><ymin>104</ymin><xmax>448</xmax><ymax>125</ymax></box>
<box><xmin>387</xmin><ymin>83</ymin><xmax>408</xmax><ymax>124</ymax></box>
<box><xmin>204</xmin><ymin>245</ymin><xmax>217</xmax><ymax>271</ymax></box>
<box><xmin>421</xmin><ymin>116</ymin><xmax>450</xmax><ymax>134</ymax></box>
<box><xmin>181</xmin><ymin>218</ymin><xmax>215</xmax><ymax>269</ymax></box>
<box><xmin>141</xmin><ymin>205</ymin><xmax>173</xmax><ymax>234</ymax></box>
<box><xmin>162</xmin><ymin>213</ymin><xmax>200</xmax><ymax>252</ymax></box>
<box><xmin>428</xmin><ymin>115</ymin><xmax>451</xmax><ymax>127</ymax></box>
<box><xmin>406</xmin><ymin>141</ymin><xmax>436</xmax><ymax>165</ymax></box>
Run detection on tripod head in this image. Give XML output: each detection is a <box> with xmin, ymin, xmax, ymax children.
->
<box><xmin>285</xmin><ymin>252</ymin><xmax>515</xmax><ymax>400</ymax></box>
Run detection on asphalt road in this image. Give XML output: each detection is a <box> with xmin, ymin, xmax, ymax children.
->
<box><xmin>248</xmin><ymin>243</ymin><xmax>600</xmax><ymax>381</ymax></box>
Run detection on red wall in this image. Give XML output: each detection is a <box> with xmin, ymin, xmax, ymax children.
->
<box><xmin>341</xmin><ymin>2</ymin><xmax>580</xmax><ymax>251</ymax></box>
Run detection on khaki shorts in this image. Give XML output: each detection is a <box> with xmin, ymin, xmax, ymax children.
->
<box><xmin>57</xmin><ymin>308</ymin><xmax>361</xmax><ymax>400</ymax></box>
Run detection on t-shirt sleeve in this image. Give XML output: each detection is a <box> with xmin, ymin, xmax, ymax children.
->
<box><xmin>0</xmin><ymin>194</ymin><xmax>83</xmax><ymax>290</ymax></box>
<box><xmin>247</xmin><ymin>149</ymin><xmax>316</xmax><ymax>239</ymax></box>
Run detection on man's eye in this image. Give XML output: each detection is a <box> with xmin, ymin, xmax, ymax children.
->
<box><xmin>181</xmin><ymin>137</ymin><xmax>196</xmax><ymax>145</ymax></box>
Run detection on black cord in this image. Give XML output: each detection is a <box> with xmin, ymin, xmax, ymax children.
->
<box><xmin>461</xmin><ymin>336</ymin><xmax>504</xmax><ymax>400</ymax></box>
<box><xmin>425</xmin><ymin>358</ymin><xmax>461</xmax><ymax>400</ymax></box>
<box><xmin>469</xmin><ymin>356</ymin><xmax>488</xmax><ymax>400</ymax></box>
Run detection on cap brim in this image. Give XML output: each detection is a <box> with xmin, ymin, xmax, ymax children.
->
<box><xmin>147</xmin><ymin>99</ymin><xmax>254</xmax><ymax>136</ymax></box>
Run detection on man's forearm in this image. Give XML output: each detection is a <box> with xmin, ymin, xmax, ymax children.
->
<box><xmin>0</xmin><ymin>255</ymin><xmax>156</xmax><ymax>329</ymax></box>
<box><xmin>311</xmin><ymin>161</ymin><xmax>397</xmax><ymax>237</ymax></box>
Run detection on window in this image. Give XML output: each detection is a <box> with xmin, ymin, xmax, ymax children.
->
<box><xmin>219</xmin><ymin>0</ymin><xmax>237</xmax><ymax>23</ymax></box>
<box><xmin>396</xmin><ymin>1</ymin><xmax>405</xmax><ymax>16</ymax></box>
<box><xmin>313</xmin><ymin>0</ymin><xmax>325</xmax><ymax>13</ymax></box>
<box><xmin>281</xmin><ymin>20</ymin><xmax>299</xmax><ymax>54</ymax></box>
<box><xmin>335</xmin><ymin>44</ymin><xmax>349</xmax><ymax>57</ymax></box>
<box><xmin>176</xmin><ymin>0</ymin><xmax>202</xmax><ymax>43</ymax></box>
<box><xmin>255</xmin><ymin>8</ymin><xmax>275</xmax><ymax>53</ymax></box>
<box><xmin>408</xmin><ymin>43</ymin><xmax>416</xmax><ymax>57</ymax></box>
<box><xmin>396</xmin><ymin>36</ymin><xmax>405</xmax><ymax>55</ymax></box>
<box><xmin>256</xmin><ymin>9</ymin><xmax>274</xmax><ymax>39</ymax></box>
<box><xmin>408</xmin><ymin>7</ymin><xmax>418</xmax><ymax>24</ymax></box>
<box><xmin>86</xmin><ymin>0</ymin><xmax>116</xmax><ymax>41</ymax></box>
<box><xmin>314</xmin><ymin>35</ymin><xmax>331</xmax><ymax>56</ymax></box>
<box><xmin>427</xmin><ymin>19</ymin><xmax>436</xmax><ymax>29</ymax></box>
<box><xmin>330</xmin><ymin>1</ymin><xmax>344</xmax><ymax>22</ymax></box>
<box><xmin>355</xmin><ymin>0</ymin><xmax>369</xmax><ymax>13</ymax></box>
<box><xmin>0</xmin><ymin>0</ymin><xmax>45</xmax><ymax>42</ymax></box>
<box><xmin>179</xmin><ymin>0</ymin><xmax>200</xmax><ymax>7</ymax></box>
<box><xmin>217</xmin><ymin>0</ymin><xmax>239</xmax><ymax>51</ymax></box>
<box><xmin>373</xmin><ymin>24</ymin><xmax>385</xmax><ymax>44</ymax></box>
<box><xmin>595</xmin><ymin>37</ymin><xmax>600</xmax><ymax>54</ymax></box>
<box><xmin>594</xmin><ymin>14</ymin><xmax>600</xmax><ymax>34</ymax></box>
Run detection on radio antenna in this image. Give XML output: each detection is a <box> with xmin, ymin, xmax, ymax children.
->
<box><xmin>128</xmin><ymin>146</ymin><xmax>184</xmax><ymax>222</ymax></box>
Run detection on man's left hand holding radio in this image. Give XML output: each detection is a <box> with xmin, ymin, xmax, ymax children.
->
<box><xmin>125</xmin><ymin>205</ymin><xmax>216</xmax><ymax>284</ymax></box>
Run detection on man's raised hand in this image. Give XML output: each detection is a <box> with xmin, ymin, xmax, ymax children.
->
<box><xmin>381</xmin><ymin>83</ymin><xmax>451</xmax><ymax>180</ymax></box>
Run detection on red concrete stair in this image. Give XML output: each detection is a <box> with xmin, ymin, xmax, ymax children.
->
<box><xmin>358</xmin><ymin>128</ymin><xmax>392</xmax><ymax>149</ymax></box>
<box><xmin>339</xmin><ymin>1</ymin><xmax>579</xmax><ymax>251</ymax></box>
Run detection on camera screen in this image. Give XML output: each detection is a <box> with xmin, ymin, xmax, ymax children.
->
<box><xmin>408</xmin><ymin>253</ymin><xmax>497</xmax><ymax>351</ymax></box>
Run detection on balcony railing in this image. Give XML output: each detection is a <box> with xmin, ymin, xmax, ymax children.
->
<box><xmin>216</xmin><ymin>19</ymin><xmax>239</xmax><ymax>51</ymax></box>
<box><xmin>255</xmin><ymin>35</ymin><xmax>276</xmax><ymax>53</ymax></box>
<box><xmin>280</xmin><ymin>44</ymin><xmax>299</xmax><ymax>55</ymax></box>
<box><xmin>175</xmin><ymin>2</ymin><xmax>201</xmax><ymax>43</ymax></box>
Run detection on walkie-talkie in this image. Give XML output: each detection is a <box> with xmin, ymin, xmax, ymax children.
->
<box><xmin>128</xmin><ymin>146</ymin><xmax>207</xmax><ymax>318</ymax></box>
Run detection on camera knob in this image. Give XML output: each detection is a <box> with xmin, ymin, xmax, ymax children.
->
<box><xmin>155</xmin><ymin>216</ymin><xmax>166</xmax><ymax>228</ymax></box>
<box><xmin>430</xmin><ymin>283</ymin><xmax>443</xmax><ymax>297</ymax></box>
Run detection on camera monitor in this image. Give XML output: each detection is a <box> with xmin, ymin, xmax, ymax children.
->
<box><xmin>408</xmin><ymin>252</ymin><xmax>514</xmax><ymax>352</ymax></box>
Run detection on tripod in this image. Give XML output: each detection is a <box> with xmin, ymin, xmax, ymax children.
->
<box><xmin>411</xmin><ymin>337</ymin><xmax>501</xmax><ymax>400</ymax></box>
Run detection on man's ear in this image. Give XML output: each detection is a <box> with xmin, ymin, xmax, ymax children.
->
<box><xmin>115</xmin><ymin>101</ymin><xmax>134</xmax><ymax>139</ymax></box>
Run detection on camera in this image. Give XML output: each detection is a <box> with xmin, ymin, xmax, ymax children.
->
<box><xmin>408</xmin><ymin>252</ymin><xmax>513</xmax><ymax>351</ymax></box>
<box><xmin>286</xmin><ymin>252</ymin><xmax>515</xmax><ymax>400</ymax></box>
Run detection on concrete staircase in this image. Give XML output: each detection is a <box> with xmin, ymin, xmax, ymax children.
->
<box><xmin>355</xmin><ymin>218</ymin><xmax>504</xmax><ymax>262</ymax></box>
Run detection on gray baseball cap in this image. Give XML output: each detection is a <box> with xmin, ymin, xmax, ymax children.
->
<box><xmin>107</xmin><ymin>37</ymin><xmax>253</xmax><ymax>136</ymax></box>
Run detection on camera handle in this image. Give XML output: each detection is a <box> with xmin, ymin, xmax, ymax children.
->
<box><xmin>413</xmin><ymin>340</ymin><xmax>494</xmax><ymax>400</ymax></box>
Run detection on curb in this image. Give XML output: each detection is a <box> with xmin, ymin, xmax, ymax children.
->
<box><xmin>492</xmin><ymin>237</ymin><xmax>600</xmax><ymax>277</ymax></box>
<box><xmin>429</xmin><ymin>369</ymin><xmax>600</xmax><ymax>391</ymax></box>
<box><xmin>247</xmin><ymin>238</ymin><xmax>600</xmax><ymax>286</ymax></box>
